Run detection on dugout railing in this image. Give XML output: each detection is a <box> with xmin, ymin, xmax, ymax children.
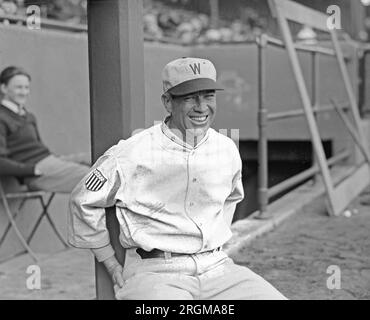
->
<box><xmin>254</xmin><ymin>33</ymin><xmax>358</xmax><ymax>218</ymax></box>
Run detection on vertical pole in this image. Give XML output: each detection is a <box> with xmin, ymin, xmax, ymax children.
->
<box><xmin>257</xmin><ymin>34</ymin><xmax>270</xmax><ymax>219</ymax></box>
<box><xmin>358</xmin><ymin>49</ymin><xmax>366</xmax><ymax>118</ymax></box>
<box><xmin>359</xmin><ymin>48</ymin><xmax>370</xmax><ymax>118</ymax></box>
<box><xmin>209</xmin><ymin>0</ymin><xmax>219</xmax><ymax>29</ymax></box>
<box><xmin>87</xmin><ymin>0</ymin><xmax>145</xmax><ymax>299</ymax></box>
<box><xmin>349</xmin><ymin>0</ymin><xmax>365</xmax><ymax>40</ymax></box>
<box><xmin>311</xmin><ymin>51</ymin><xmax>319</xmax><ymax>184</ymax></box>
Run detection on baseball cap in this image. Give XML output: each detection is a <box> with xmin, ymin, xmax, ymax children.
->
<box><xmin>162</xmin><ymin>57</ymin><xmax>223</xmax><ymax>96</ymax></box>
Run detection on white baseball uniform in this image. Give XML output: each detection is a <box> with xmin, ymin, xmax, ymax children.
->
<box><xmin>68</xmin><ymin>117</ymin><xmax>287</xmax><ymax>300</ymax></box>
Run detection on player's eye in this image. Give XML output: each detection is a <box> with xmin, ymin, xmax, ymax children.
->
<box><xmin>184</xmin><ymin>95</ymin><xmax>196</xmax><ymax>102</ymax></box>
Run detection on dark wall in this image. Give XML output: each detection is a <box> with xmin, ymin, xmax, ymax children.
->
<box><xmin>233</xmin><ymin>140</ymin><xmax>332</xmax><ymax>221</ymax></box>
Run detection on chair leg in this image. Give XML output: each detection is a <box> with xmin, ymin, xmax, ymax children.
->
<box><xmin>0</xmin><ymin>210</ymin><xmax>18</xmax><ymax>246</ymax></box>
<box><xmin>26</xmin><ymin>208</ymin><xmax>46</xmax><ymax>245</ymax></box>
<box><xmin>26</xmin><ymin>195</ymin><xmax>52</xmax><ymax>245</ymax></box>
<box><xmin>40</xmin><ymin>194</ymin><xmax>69</xmax><ymax>248</ymax></box>
<box><xmin>1</xmin><ymin>184</ymin><xmax>69</xmax><ymax>261</ymax></box>
<box><xmin>0</xmin><ymin>200</ymin><xmax>24</xmax><ymax>246</ymax></box>
<box><xmin>0</xmin><ymin>194</ymin><xmax>38</xmax><ymax>262</ymax></box>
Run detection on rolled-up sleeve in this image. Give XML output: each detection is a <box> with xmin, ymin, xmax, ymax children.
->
<box><xmin>68</xmin><ymin>152</ymin><xmax>123</xmax><ymax>249</ymax></box>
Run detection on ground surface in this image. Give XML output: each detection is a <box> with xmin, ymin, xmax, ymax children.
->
<box><xmin>0</xmin><ymin>188</ymin><xmax>369</xmax><ymax>300</ymax></box>
<box><xmin>0</xmin><ymin>249</ymin><xmax>95</xmax><ymax>299</ymax></box>
<box><xmin>234</xmin><ymin>186</ymin><xmax>370</xmax><ymax>300</ymax></box>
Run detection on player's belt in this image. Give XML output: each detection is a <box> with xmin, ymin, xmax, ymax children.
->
<box><xmin>136</xmin><ymin>247</ymin><xmax>221</xmax><ymax>259</ymax></box>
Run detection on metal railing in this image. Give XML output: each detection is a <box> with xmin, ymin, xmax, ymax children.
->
<box><xmin>255</xmin><ymin>34</ymin><xmax>352</xmax><ymax>219</ymax></box>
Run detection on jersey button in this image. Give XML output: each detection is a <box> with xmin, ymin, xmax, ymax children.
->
<box><xmin>189</xmin><ymin>202</ymin><xmax>194</xmax><ymax>207</ymax></box>
<box><xmin>192</xmin><ymin>178</ymin><xmax>197</xmax><ymax>182</ymax></box>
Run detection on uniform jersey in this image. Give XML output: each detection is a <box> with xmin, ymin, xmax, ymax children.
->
<box><xmin>68</xmin><ymin>119</ymin><xmax>244</xmax><ymax>255</ymax></box>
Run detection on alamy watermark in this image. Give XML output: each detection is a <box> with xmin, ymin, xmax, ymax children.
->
<box><xmin>26</xmin><ymin>5</ymin><xmax>41</xmax><ymax>30</ymax></box>
<box><xmin>26</xmin><ymin>265</ymin><xmax>41</xmax><ymax>290</ymax></box>
<box><xmin>326</xmin><ymin>5</ymin><xmax>341</xmax><ymax>30</ymax></box>
<box><xmin>326</xmin><ymin>265</ymin><xmax>341</xmax><ymax>290</ymax></box>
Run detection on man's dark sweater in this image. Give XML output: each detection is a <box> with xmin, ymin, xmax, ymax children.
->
<box><xmin>0</xmin><ymin>104</ymin><xmax>51</xmax><ymax>177</ymax></box>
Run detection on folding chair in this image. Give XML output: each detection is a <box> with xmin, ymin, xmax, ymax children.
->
<box><xmin>0</xmin><ymin>178</ymin><xmax>68</xmax><ymax>262</ymax></box>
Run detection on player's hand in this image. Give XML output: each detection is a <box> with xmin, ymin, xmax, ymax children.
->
<box><xmin>103</xmin><ymin>256</ymin><xmax>125</xmax><ymax>288</ymax></box>
<box><xmin>111</xmin><ymin>264</ymin><xmax>124</xmax><ymax>288</ymax></box>
<box><xmin>100</xmin><ymin>255</ymin><xmax>125</xmax><ymax>290</ymax></box>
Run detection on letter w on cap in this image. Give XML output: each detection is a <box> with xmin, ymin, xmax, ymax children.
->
<box><xmin>189</xmin><ymin>63</ymin><xmax>201</xmax><ymax>75</ymax></box>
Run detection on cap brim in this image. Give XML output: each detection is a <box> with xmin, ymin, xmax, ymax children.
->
<box><xmin>167</xmin><ymin>78</ymin><xmax>224</xmax><ymax>96</ymax></box>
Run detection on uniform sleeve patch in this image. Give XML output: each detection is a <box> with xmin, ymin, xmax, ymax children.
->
<box><xmin>85</xmin><ymin>169</ymin><xmax>107</xmax><ymax>191</ymax></box>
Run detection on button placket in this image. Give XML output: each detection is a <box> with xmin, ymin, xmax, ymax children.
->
<box><xmin>188</xmin><ymin>148</ymin><xmax>208</xmax><ymax>250</ymax></box>
<box><xmin>187</xmin><ymin>150</ymin><xmax>196</xmax><ymax>213</ymax></box>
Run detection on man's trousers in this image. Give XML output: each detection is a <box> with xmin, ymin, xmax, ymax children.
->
<box><xmin>114</xmin><ymin>248</ymin><xmax>287</xmax><ymax>300</ymax></box>
<box><xmin>24</xmin><ymin>154</ymin><xmax>90</xmax><ymax>193</ymax></box>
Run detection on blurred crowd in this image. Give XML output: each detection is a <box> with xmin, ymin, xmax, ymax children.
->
<box><xmin>0</xmin><ymin>0</ymin><xmax>267</xmax><ymax>44</ymax></box>
<box><xmin>0</xmin><ymin>0</ymin><xmax>23</xmax><ymax>17</ymax></box>
<box><xmin>0</xmin><ymin>0</ymin><xmax>87</xmax><ymax>24</ymax></box>
<box><xmin>143</xmin><ymin>0</ymin><xmax>267</xmax><ymax>44</ymax></box>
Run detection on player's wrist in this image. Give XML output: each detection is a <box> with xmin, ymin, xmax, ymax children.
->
<box><xmin>103</xmin><ymin>257</ymin><xmax>122</xmax><ymax>276</ymax></box>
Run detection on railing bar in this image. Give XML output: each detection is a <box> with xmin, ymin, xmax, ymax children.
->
<box><xmin>263</xmin><ymin>34</ymin><xmax>336</xmax><ymax>56</ymax></box>
<box><xmin>267</xmin><ymin>109</ymin><xmax>305</xmax><ymax>120</ymax></box>
<box><xmin>267</xmin><ymin>103</ymin><xmax>350</xmax><ymax>121</ymax></box>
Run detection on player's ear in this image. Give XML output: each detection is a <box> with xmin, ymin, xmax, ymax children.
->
<box><xmin>0</xmin><ymin>83</ymin><xmax>7</xmax><ymax>95</ymax></box>
<box><xmin>161</xmin><ymin>93</ymin><xmax>173</xmax><ymax>114</ymax></box>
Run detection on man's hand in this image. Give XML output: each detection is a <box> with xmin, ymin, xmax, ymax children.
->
<box><xmin>103</xmin><ymin>256</ymin><xmax>124</xmax><ymax>288</ymax></box>
<box><xmin>110</xmin><ymin>264</ymin><xmax>124</xmax><ymax>288</ymax></box>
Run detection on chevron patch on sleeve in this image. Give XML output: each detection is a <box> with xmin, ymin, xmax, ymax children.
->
<box><xmin>85</xmin><ymin>169</ymin><xmax>107</xmax><ymax>191</ymax></box>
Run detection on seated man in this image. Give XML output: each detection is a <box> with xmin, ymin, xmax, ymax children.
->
<box><xmin>0</xmin><ymin>66</ymin><xmax>90</xmax><ymax>193</ymax></box>
<box><xmin>68</xmin><ymin>57</ymin><xmax>287</xmax><ymax>300</ymax></box>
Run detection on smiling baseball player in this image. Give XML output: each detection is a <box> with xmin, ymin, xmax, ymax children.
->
<box><xmin>68</xmin><ymin>57</ymin><xmax>287</xmax><ymax>300</ymax></box>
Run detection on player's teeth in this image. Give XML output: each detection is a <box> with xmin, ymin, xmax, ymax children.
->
<box><xmin>191</xmin><ymin>116</ymin><xmax>206</xmax><ymax>121</ymax></box>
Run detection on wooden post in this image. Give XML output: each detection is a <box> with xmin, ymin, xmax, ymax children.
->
<box><xmin>87</xmin><ymin>0</ymin><xmax>145</xmax><ymax>300</ymax></box>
